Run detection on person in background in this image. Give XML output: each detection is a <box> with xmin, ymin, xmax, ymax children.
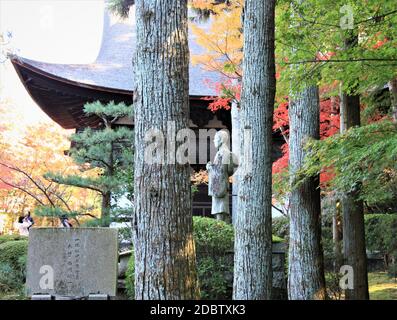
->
<box><xmin>60</xmin><ymin>215</ymin><xmax>73</xmax><ymax>228</ymax></box>
<box><xmin>25</xmin><ymin>211</ymin><xmax>34</xmax><ymax>230</ymax></box>
<box><xmin>14</xmin><ymin>216</ymin><xmax>32</xmax><ymax>236</ymax></box>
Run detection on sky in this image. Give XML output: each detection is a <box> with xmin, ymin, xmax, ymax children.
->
<box><xmin>0</xmin><ymin>0</ymin><xmax>105</xmax><ymax>124</ymax></box>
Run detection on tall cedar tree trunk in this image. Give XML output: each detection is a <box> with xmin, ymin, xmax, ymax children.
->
<box><xmin>332</xmin><ymin>201</ymin><xmax>343</xmax><ymax>271</ymax></box>
<box><xmin>133</xmin><ymin>0</ymin><xmax>199</xmax><ymax>299</ymax></box>
<box><xmin>339</xmin><ymin>91</ymin><xmax>369</xmax><ymax>300</ymax></box>
<box><xmin>339</xmin><ymin>34</ymin><xmax>369</xmax><ymax>300</ymax></box>
<box><xmin>288</xmin><ymin>86</ymin><xmax>327</xmax><ymax>300</ymax></box>
<box><xmin>331</xmin><ymin>97</ymin><xmax>343</xmax><ymax>270</ymax></box>
<box><xmin>389</xmin><ymin>78</ymin><xmax>397</xmax><ymax>122</ymax></box>
<box><xmin>231</xmin><ymin>100</ymin><xmax>240</xmax><ymax>224</ymax></box>
<box><xmin>233</xmin><ymin>0</ymin><xmax>276</xmax><ymax>300</ymax></box>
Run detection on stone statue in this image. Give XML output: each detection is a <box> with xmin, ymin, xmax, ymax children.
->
<box><xmin>206</xmin><ymin>131</ymin><xmax>238</xmax><ymax>222</ymax></box>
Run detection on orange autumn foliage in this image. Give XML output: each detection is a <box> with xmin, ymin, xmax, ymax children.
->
<box><xmin>190</xmin><ymin>0</ymin><xmax>243</xmax><ymax>78</ymax></box>
<box><xmin>0</xmin><ymin>101</ymin><xmax>100</xmax><ymax>221</ymax></box>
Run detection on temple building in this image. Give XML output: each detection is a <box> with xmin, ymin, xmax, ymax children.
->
<box><xmin>10</xmin><ymin>7</ymin><xmax>231</xmax><ymax>216</ymax></box>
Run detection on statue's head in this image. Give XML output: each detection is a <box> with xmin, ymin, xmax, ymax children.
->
<box><xmin>214</xmin><ymin>130</ymin><xmax>229</xmax><ymax>149</ymax></box>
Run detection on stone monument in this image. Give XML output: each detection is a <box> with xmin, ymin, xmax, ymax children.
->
<box><xmin>206</xmin><ymin>130</ymin><xmax>238</xmax><ymax>222</ymax></box>
<box><xmin>26</xmin><ymin>228</ymin><xmax>118</xmax><ymax>300</ymax></box>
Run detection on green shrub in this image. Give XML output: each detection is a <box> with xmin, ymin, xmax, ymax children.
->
<box><xmin>272</xmin><ymin>235</ymin><xmax>285</xmax><ymax>243</ymax></box>
<box><xmin>193</xmin><ymin>216</ymin><xmax>234</xmax><ymax>255</ymax></box>
<box><xmin>365</xmin><ymin>214</ymin><xmax>397</xmax><ymax>274</ymax></box>
<box><xmin>0</xmin><ymin>234</ymin><xmax>27</xmax><ymax>245</ymax></box>
<box><xmin>0</xmin><ymin>263</ymin><xmax>24</xmax><ymax>294</ymax></box>
<box><xmin>125</xmin><ymin>253</ymin><xmax>135</xmax><ymax>299</ymax></box>
<box><xmin>125</xmin><ymin>217</ymin><xmax>284</xmax><ymax>300</ymax></box>
<box><xmin>325</xmin><ymin>272</ymin><xmax>343</xmax><ymax>300</ymax></box>
<box><xmin>0</xmin><ymin>240</ymin><xmax>28</xmax><ymax>270</ymax></box>
<box><xmin>365</xmin><ymin>214</ymin><xmax>397</xmax><ymax>254</ymax></box>
<box><xmin>193</xmin><ymin>217</ymin><xmax>235</xmax><ymax>299</ymax></box>
<box><xmin>272</xmin><ymin>216</ymin><xmax>289</xmax><ymax>240</ymax></box>
<box><xmin>0</xmin><ymin>240</ymin><xmax>28</xmax><ymax>294</ymax></box>
<box><xmin>196</xmin><ymin>256</ymin><xmax>233</xmax><ymax>300</ymax></box>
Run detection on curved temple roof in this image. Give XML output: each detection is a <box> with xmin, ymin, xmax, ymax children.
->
<box><xmin>11</xmin><ymin>6</ymin><xmax>225</xmax><ymax>129</ymax></box>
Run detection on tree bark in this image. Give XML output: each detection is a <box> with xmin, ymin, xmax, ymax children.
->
<box><xmin>231</xmin><ymin>100</ymin><xmax>240</xmax><ymax>225</ymax></box>
<box><xmin>288</xmin><ymin>85</ymin><xmax>327</xmax><ymax>300</ymax></box>
<box><xmin>133</xmin><ymin>0</ymin><xmax>199</xmax><ymax>300</ymax></box>
<box><xmin>388</xmin><ymin>78</ymin><xmax>397</xmax><ymax>122</ymax></box>
<box><xmin>339</xmin><ymin>93</ymin><xmax>361</xmax><ymax>132</ymax></box>
<box><xmin>331</xmin><ymin>96</ymin><xmax>342</xmax><ymax>267</ymax></box>
<box><xmin>101</xmin><ymin>191</ymin><xmax>111</xmax><ymax>227</ymax></box>
<box><xmin>339</xmin><ymin>90</ymin><xmax>369</xmax><ymax>300</ymax></box>
<box><xmin>338</xmin><ymin>32</ymin><xmax>369</xmax><ymax>300</ymax></box>
<box><xmin>101</xmin><ymin>139</ymin><xmax>114</xmax><ymax>227</ymax></box>
<box><xmin>332</xmin><ymin>201</ymin><xmax>343</xmax><ymax>271</ymax></box>
<box><xmin>233</xmin><ymin>0</ymin><xmax>276</xmax><ymax>300</ymax></box>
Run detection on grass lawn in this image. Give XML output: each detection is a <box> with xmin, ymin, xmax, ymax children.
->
<box><xmin>368</xmin><ymin>272</ymin><xmax>397</xmax><ymax>300</ymax></box>
<box><xmin>0</xmin><ymin>292</ymin><xmax>27</xmax><ymax>300</ymax></box>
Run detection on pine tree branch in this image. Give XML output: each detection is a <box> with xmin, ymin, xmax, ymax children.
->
<box><xmin>78</xmin><ymin>213</ymin><xmax>99</xmax><ymax>219</ymax></box>
<box><xmin>46</xmin><ymin>175</ymin><xmax>104</xmax><ymax>194</ymax></box>
<box><xmin>77</xmin><ymin>156</ymin><xmax>112</xmax><ymax>170</ymax></box>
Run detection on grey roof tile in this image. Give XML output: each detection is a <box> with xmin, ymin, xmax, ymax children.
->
<box><xmin>17</xmin><ymin>8</ymin><xmax>224</xmax><ymax>97</ymax></box>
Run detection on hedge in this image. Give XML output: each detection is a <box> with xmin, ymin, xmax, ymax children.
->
<box><xmin>0</xmin><ymin>234</ymin><xmax>28</xmax><ymax>245</ymax></box>
<box><xmin>0</xmin><ymin>240</ymin><xmax>28</xmax><ymax>270</ymax></box>
<box><xmin>0</xmin><ymin>240</ymin><xmax>28</xmax><ymax>294</ymax></box>
<box><xmin>365</xmin><ymin>214</ymin><xmax>397</xmax><ymax>256</ymax></box>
